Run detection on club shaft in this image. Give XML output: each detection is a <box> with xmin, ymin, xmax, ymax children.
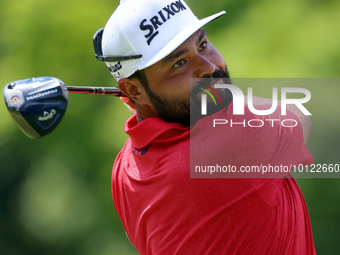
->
<box><xmin>66</xmin><ymin>86</ymin><xmax>124</xmax><ymax>96</ymax></box>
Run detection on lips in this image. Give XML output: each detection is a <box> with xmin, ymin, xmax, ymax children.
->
<box><xmin>210</xmin><ymin>78</ymin><xmax>224</xmax><ymax>87</ymax></box>
<box><xmin>191</xmin><ymin>68</ymin><xmax>231</xmax><ymax>98</ymax></box>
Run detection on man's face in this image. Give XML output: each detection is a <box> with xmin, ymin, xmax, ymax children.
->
<box><xmin>142</xmin><ymin>29</ymin><xmax>231</xmax><ymax>126</ymax></box>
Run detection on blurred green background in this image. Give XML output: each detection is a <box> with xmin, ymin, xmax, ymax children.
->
<box><xmin>0</xmin><ymin>0</ymin><xmax>339</xmax><ymax>254</ymax></box>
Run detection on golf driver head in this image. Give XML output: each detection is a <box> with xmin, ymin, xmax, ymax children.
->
<box><xmin>3</xmin><ymin>77</ymin><xmax>68</xmax><ymax>139</ymax></box>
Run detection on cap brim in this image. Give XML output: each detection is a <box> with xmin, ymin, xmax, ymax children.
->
<box><xmin>138</xmin><ymin>10</ymin><xmax>226</xmax><ymax>70</ymax></box>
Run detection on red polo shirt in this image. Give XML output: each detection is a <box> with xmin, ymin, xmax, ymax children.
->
<box><xmin>112</xmin><ymin>104</ymin><xmax>316</xmax><ymax>255</ymax></box>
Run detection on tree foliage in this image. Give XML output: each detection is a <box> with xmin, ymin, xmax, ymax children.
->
<box><xmin>1</xmin><ymin>0</ymin><xmax>339</xmax><ymax>254</ymax></box>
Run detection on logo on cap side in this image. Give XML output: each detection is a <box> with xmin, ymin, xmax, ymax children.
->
<box><xmin>108</xmin><ymin>62</ymin><xmax>122</xmax><ymax>79</ymax></box>
<box><xmin>108</xmin><ymin>62</ymin><xmax>122</xmax><ymax>72</ymax></box>
<box><xmin>139</xmin><ymin>0</ymin><xmax>187</xmax><ymax>46</ymax></box>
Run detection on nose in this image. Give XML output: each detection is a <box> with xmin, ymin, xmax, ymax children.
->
<box><xmin>194</xmin><ymin>55</ymin><xmax>216</xmax><ymax>78</ymax></box>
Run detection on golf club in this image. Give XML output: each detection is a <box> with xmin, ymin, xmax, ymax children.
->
<box><xmin>3</xmin><ymin>76</ymin><xmax>123</xmax><ymax>139</ymax></box>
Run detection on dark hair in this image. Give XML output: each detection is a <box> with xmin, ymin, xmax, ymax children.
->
<box><xmin>128</xmin><ymin>70</ymin><xmax>149</xmax><ymax>90</ymax></box>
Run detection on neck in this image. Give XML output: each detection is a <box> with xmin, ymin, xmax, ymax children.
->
<box><xmin>135</xmin><ymin>106</ymin><xmax>159</xmax><ymax>124</ymax></box>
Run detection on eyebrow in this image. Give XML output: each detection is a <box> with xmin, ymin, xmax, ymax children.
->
<box><xmin>161</xmin><ymin>29</ymin><xmax>207</xmax><ymax>67</ymax></box>
<box><xmin>198</xmin><ymin>29</ymin><xmax>207</xmax><ymax>44</ymax></box>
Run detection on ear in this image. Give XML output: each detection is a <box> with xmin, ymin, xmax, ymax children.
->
<box><xmin>118</xmin><ymin>78</ymin><xmax>149</xmax><ymax>105</ymax></box>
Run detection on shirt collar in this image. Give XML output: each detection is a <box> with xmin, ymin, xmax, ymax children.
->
<box><xmin>125</xmin><ymin>114</ymin><xmax>190</xmax><ymax>149</ymax></box>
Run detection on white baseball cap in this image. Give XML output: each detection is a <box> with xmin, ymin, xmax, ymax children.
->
<box><xmin>94</xmin><ymin>0</ymin><xmax>225</xmax><ymax>81</ymax></box>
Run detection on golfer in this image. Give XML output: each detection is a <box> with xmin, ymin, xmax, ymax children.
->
<box><xmin>97</xmin><ymin>0</ymin><xmax>316</xmax><ymax>254</ymax></box>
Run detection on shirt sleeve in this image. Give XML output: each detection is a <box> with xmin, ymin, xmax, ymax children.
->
<box><xmin>238</xmin><ymin>104</ymin><xmax>312</xmax><ymax>174</ymax></box>
<box><xmin>190</xmin><ymin>103</ymin><xmax>313</xmax><ymax>179</ymax></box>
